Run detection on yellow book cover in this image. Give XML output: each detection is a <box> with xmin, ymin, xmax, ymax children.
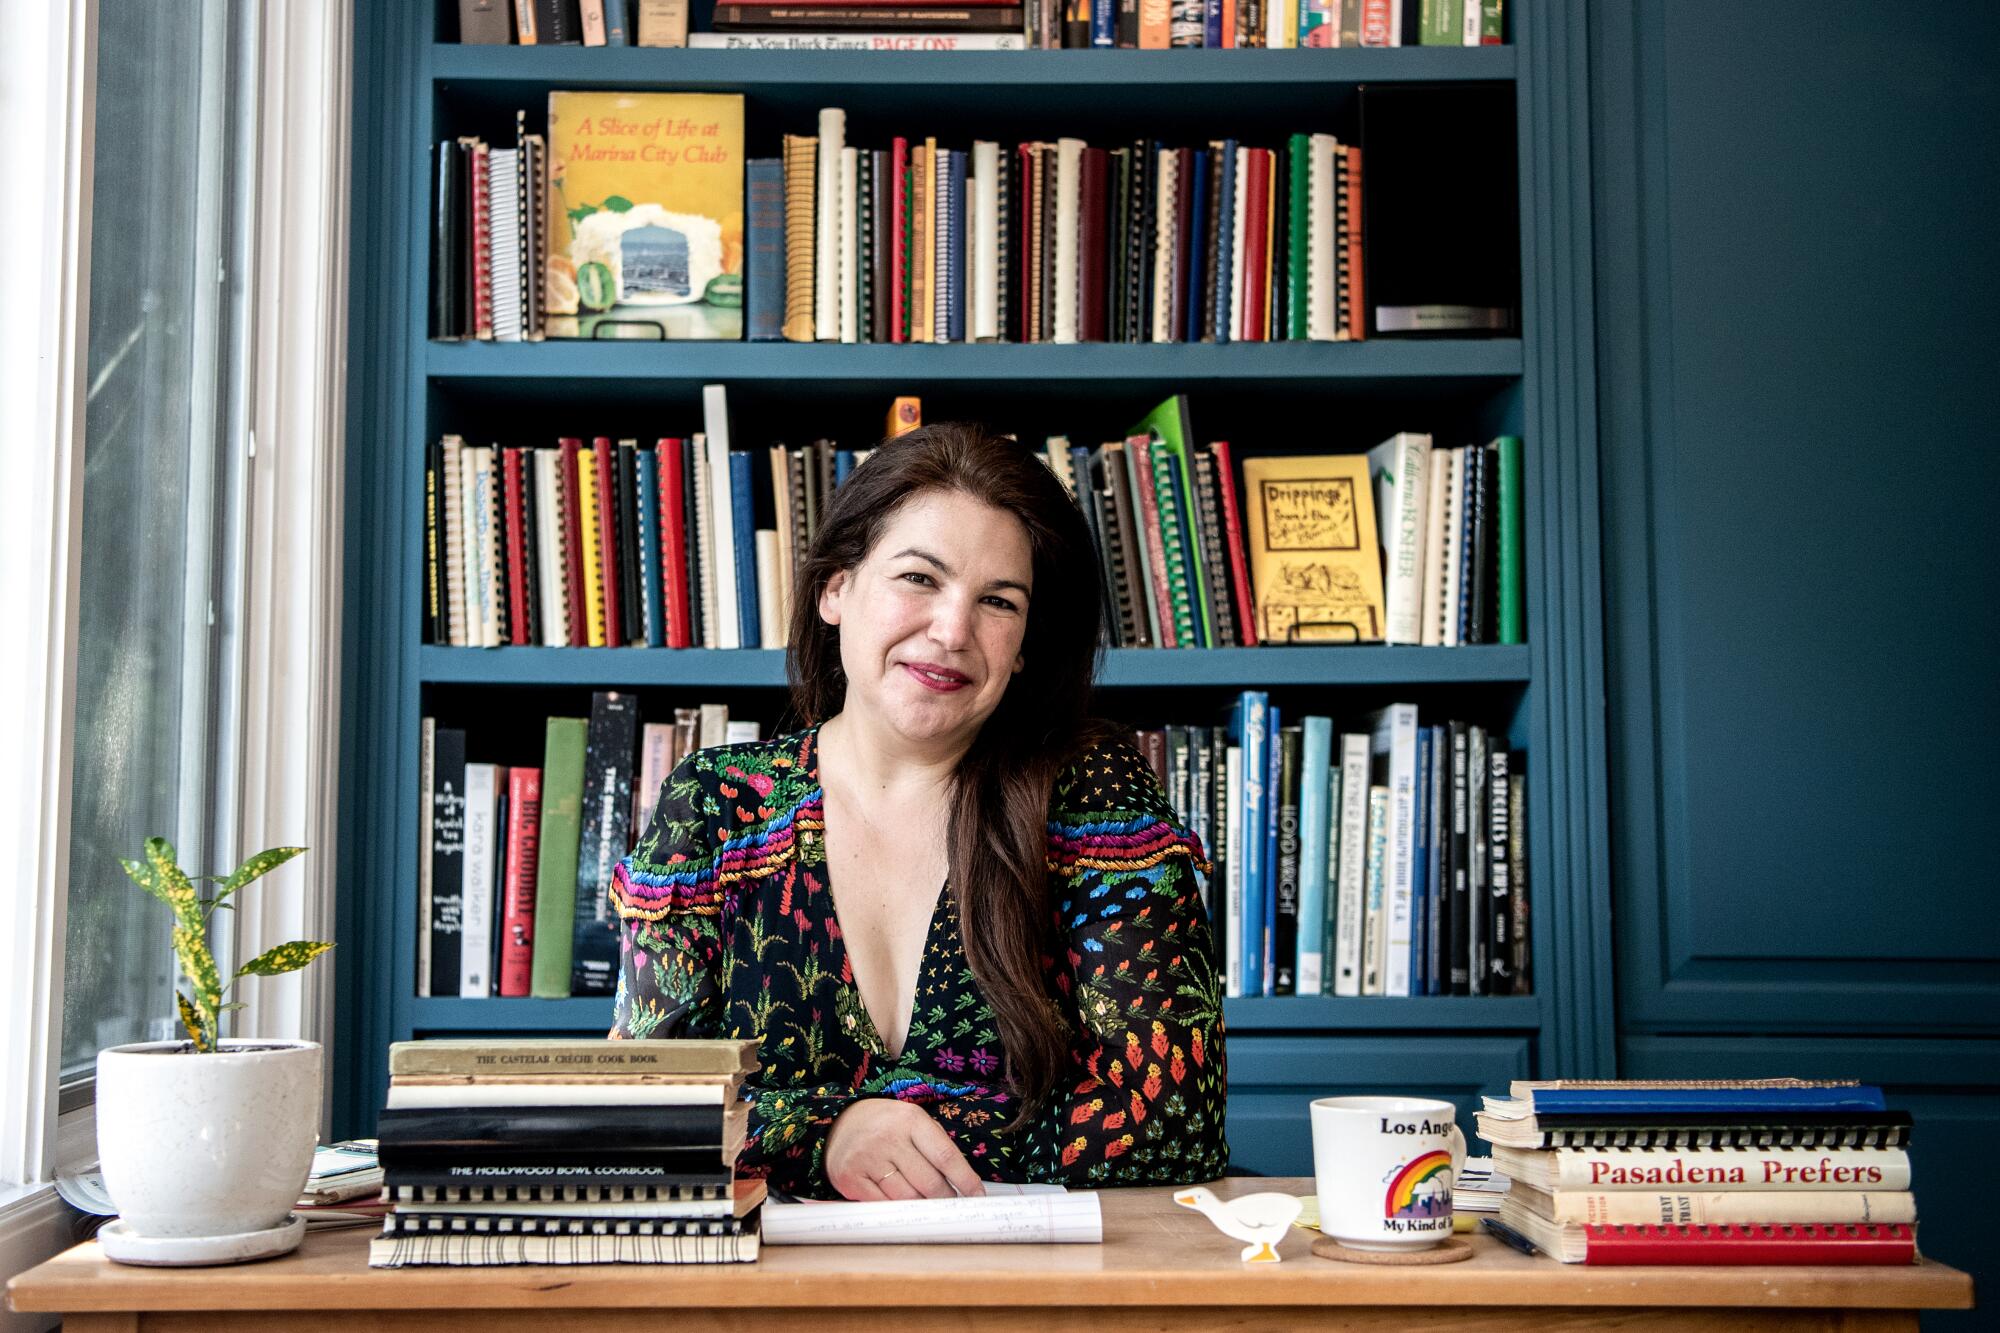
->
<box><xmin>1240</xmin><ymin>454</ymin><xmax>1386</xmax><ymax>643</ymax></box>
<box><xmin>576</xmin><ymin>447</ymin><xmax>608</xmax><ymax>647</ymax></box>
<box><xmin>545</xmin><ymin>91</ymin><xmax>744</xmax><ymax>340</ymax></box>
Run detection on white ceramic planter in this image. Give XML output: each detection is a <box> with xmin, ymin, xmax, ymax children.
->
<box><xmin>96</xmin><ymin>1039</ymin><xmax>322</xmax><ymax>1241</ymax></box>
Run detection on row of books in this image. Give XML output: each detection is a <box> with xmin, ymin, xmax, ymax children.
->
<box><xmin>433</xmin><ymin>89</ymin><xmax>1513</xmax><ymax>345</ymax></box>
<box><xmin>458</xmin><ymin>0</ymin><xmax>690</xmax><ymax>47</ymax></box>
<box><xmin>422</xmin><ymin>388</ymin><xmax>1524</xmax><ymax>653</ymax></box>
<box><xmin>763</xmin><ymin>112</ymin><xmax>1370</xmax><ymax>347</ymax></box>
<box><xmin>435</xmin><ymin>93</ymin><xmax>751</xmax><ymax>342</ymax></box>
<box><xmin>1065</xmin><ymin>404</ymin><xmax>1522</xmax><ymax>649</ymax></box>
<box><xmin>1480</xmin><ymin>1080</ymin><xmax>1921</xmax><ymax>1266</ymax></box>
<box><xmin>419</xmin><ymin>696</ymin><xmax>761</xmax><ymax>999</ymax></box>
<box><xmin>455</xmin><ymin>0</ymin><xmax>1507</xmax><ymax>49</ymax></box>
<box><xmin>430</xmin><ymin>115</ymin><xmax>550</xmax><ymax>343</ymax></box>
<box><xmin>369</xmin><ymin>1038</ymin><xmax>763</xmax><ymax>1267</ymax></box>
<box><xmin>1193</xmin><ymin>694</ymin><xmax>1528</xmax><ymax>998</ymax></box>
<box><xmin>429</xmin><ymin>97</ymin><xmax>1387</xmax><ymax>347</ymax></box>
<box><xmin>423</xmin><ymin>389</ymin><xmax>876</xmax><ymax>652</ymax></box>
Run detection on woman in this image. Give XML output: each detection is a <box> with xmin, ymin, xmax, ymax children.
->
<box><xmin>608</xmin><ymin>422</ymin><xmax>1227</xmax><ymax>1200</ymax></box>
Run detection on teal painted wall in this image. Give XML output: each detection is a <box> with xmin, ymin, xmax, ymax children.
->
<box><xmin>1591</xmin><ymin>2</ymin><xmax>2000</xmax><ymax>1321</ymax></box>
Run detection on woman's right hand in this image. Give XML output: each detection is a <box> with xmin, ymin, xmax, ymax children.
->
<box><xmin>824</xmin><ymin>1097</ymin><xmax>988</xmax><ymax>1200</ymax></box>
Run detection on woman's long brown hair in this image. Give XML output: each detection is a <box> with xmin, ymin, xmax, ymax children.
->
<box><xmin>787</xmin><ymin>422</ymin><xmax>1123</xmax><ymax>1131</ymax></box>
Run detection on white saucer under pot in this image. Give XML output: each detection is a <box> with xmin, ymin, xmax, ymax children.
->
<box><xmin>95</xmin><ymin>1039</ymin><xmax>322</xmax><ymax>1266</ymax></box>
<box><xmin>97</xmin><ymin>1213</ymin><xmax>306</xmax><ymax>1267</ymax></box>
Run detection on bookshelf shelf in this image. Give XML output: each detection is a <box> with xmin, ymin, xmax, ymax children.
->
<box><xmin>416</xmin><ymin>644</ymin><xmax>1531</xmax><ymax>688</ymax></box>
<box><xmin>431</xmin><ymin>43</ymin><xmax>1518</xmax><ymax>104</ymax></box>
<box><xmin>425</xmin><ymin>338</ymin><xmax>1525</xmax><ymax>388</ymax></box>
<box><xmin>409</xmin><ymin>993</ymin><xmax>1541</xmax><ymax>1035</ymax></box>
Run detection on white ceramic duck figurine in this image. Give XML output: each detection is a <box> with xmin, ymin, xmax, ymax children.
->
<box><xmin>1173</xmin><ymin>1186</ymin><xmax>1302</xmax><ymax>1263</ymax></box>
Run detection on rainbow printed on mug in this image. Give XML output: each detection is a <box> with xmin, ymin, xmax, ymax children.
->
<box><xmin>1386</xmin><ymin>1148</ymin><xmax>1456</xmax><ymax>1219</ymax></box>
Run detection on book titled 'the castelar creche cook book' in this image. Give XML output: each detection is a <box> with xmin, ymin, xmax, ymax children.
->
<box><xmin>545</xmin><ymin>91</ymin><xmax>745</xmax><ymax>340</ymax></box>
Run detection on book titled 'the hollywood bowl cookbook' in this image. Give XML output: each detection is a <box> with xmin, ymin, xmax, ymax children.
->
<box><xmin>544</xmin><ymin>91</ymin><xmax>745</xmax><ymax>341</ymax></box>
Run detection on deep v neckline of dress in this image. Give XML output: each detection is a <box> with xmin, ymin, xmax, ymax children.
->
<box><xmin>807</xmin><ymin>723</ymin><xmax>949</xmax><ymax>1065</ymax></box>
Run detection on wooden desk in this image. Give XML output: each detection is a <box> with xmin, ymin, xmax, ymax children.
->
<box><xmin>7</xmin><ymin>1176</ymin><xmax>1972</xmax><ymax>1331</ymax></box>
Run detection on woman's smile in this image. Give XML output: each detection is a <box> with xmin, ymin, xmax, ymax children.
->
<box><xmin>901</xmin><ymin>661</ymin><xmax>971</xmax><ymax>692</ymax></box>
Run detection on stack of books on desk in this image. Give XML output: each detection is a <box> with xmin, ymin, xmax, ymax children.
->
<box><xmin>1479</xmin><ymin>1079</ymin><xmax>1920</xmax><ymax>1265</ymax></box>
<box><xmin>368</xmin><ymin>1038</ymin><xmax>765</xmax><ymax>1267</ymax></box>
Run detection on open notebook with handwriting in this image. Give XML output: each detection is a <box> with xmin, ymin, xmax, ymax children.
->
<box><xmin>762</xmin><ymin>1182</ymin><xmax>1102</xmax><ymax>1245</ymax></box>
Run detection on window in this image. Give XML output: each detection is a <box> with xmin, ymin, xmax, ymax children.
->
<box><xmin>59</xmin><ymin>0</ymin><xmax>254</xmax><ymax>1081</ymax></box>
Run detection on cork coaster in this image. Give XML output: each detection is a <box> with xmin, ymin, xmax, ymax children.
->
<box><xmin>1311</xmin><ymin>1235</ymin><xmax>1474</xmax><ymax>1265</ymax></box>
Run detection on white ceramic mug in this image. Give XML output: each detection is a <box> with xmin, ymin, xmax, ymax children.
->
<box><xmin>1310</xmin><ymin>1095</ymin><xmax>1467</xmax><ymax>1251</ymax></box>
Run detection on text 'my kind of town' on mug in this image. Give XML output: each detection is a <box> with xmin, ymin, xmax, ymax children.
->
<box><xmin>1310</xmin><ymin>1095</ymin><xmax>1467</xmax><ymax>1251</ymax></box>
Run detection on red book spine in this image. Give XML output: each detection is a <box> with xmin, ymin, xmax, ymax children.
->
<box><xmin>1583</xmin><ymin>1223</ymin><xmax>1918</xmax><ymax>1267</ymax></box>
<box><xmin>890</xmin><ymin>137</ymin><xmax>909</xmax><ymax>344</ymax></box>
<box><xmin>1344</xmin><ymin>144</ymin><xmax>1365</xmax><ymax>341</ymax></box>
<box><xmin>557</xmin><ymin>437</ymin><xmax>586</xmax><ymax>647</ymax></box>
<box><xmin>497</xmin><ymin>766</ymin><xmax>542</xmax><ymax>997</ymax></box>
<box><xmin>1078</xmin><ymin>147</ymin><xmax>1108</xmax><ymax>343</ymax></box>
<box><xmin>1359</xmin><ymin>0</ymin><xmax>1395</xmax><ymax>46</ymax></box>
<box><xmin>501</xmin><ymin>448</ymin><xmax>529</xmax><ymax>646</ymax></box>
<box><xmin>1240</xmin><ymin>150</ymin><xmax>1270</xmax><ymax>342</ymax></box>
<box><xmin>1128</xmin><ymin>434</ymin><xmax>1180</xmax><ymax>649</ymax></box>
<box><xmin>1209</xmin><ymin>439</ymin><xmax>1259</xmax><ymax>646</ymax></box>
<box><xmin>592</xmin><ymin>436</ymin><xmax>623</xmax><ymax>648</ymax></box>
<box><xmin>660</xmin><ymin>438</ymin><xmax>690</xmax><ymax>649</ymax></box>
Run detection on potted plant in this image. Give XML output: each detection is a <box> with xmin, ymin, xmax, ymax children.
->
<box><xmin>94</xmin><ymin>838</ymin><xmax>334</xmax><ymax>1265</ymax></box>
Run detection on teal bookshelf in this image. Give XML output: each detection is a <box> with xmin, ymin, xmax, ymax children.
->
<box><xmin>415</xmin><ymin>645</ymin><xmax>1532</xmax><ymax>687</ymax></box>
<box><xmin>336</xmin><ymin>1</ymin><xmax>1613</xmax><ymax>1177</ymax></box>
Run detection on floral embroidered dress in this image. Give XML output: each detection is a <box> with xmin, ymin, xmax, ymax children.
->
<box><xmin>608</xmin><ymin>723</ymin><xmax>1228</xmax><ymax>1198</ymax></box>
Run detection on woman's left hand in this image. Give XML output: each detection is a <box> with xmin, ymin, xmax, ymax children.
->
<box><xmin>823</xmin><ymin>1096</ymin><xmax>988</xmax><ymax>1200</ymax></box>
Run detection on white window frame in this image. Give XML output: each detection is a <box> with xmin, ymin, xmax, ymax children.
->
<box><xmin>0</xmin><ymin>0</ymin><xmax>352</xmax><ymax>1300</ymax></box>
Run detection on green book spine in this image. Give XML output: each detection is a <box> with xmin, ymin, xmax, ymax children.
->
<box><xmin>1495</xmin><ymin>434</ymin><xmax>1524</xmax><ymax>644</ymax></box>
<box><xmin>1420</xmin><ymin>0</ymin><xmax>1461</xmax><ymax>45</ymax></box>
<box><xmin>1174</xmin><ymin>446</ymin><xmax>1216</xmax><ymax>648</ymax></box>
<box><xmin>1286</xmin><ymin>133</ymin><xmax>1309</xmax><ymax>342</ymax></box>
<box><xmin>529</xmin><ymin>717</ymin><xmax>588</xmax><ymax>998</ymax></box>
<box><xmin>1150</xmin><ymin>445</ymin><xmax>1199</xmax><ymax>649</ymax></box>
<box><xmin>1482</xmin><ymin>0</ymin><xmax>1503</xmax><ymax>43</ymax></box>
<box><xmin>1129</xmin><ymin>395</ymin><xmax>1214</xmax><ymax>648</ymax></box>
